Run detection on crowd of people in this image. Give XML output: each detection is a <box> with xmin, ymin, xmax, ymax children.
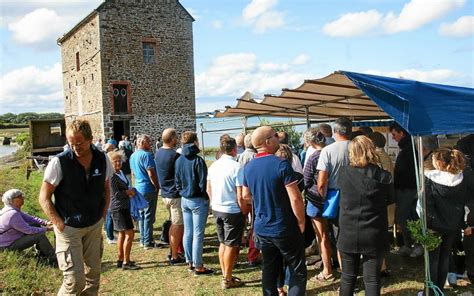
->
<box><xmin>1</xmin><ymin>118</ymin><xmax>473</xmax><ymax>296</ymax></box>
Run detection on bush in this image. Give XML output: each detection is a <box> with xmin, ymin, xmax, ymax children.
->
<box><xmin>14</xmin><ymin>132</ymin><xmax>29</xmax><ymax>146</ymax></box>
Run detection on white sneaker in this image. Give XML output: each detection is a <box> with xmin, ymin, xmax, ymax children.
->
<box><xmin>447</xmin><ymin>272</ymin><xmax>457</xmax><ymax>286</ymax></box>
<box><xmin>107</xmin><ymin>238</ymin><xmax>117</xmax><ymax>244</ymax></box>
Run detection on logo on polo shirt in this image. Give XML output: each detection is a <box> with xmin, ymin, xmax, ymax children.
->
<box><xmin>92</xmin><ymin>169</ymin><xmax>102</xmax><ymax>177</ymax></box>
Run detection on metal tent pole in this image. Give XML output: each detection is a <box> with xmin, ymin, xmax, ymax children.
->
<box><xmin>305</xmin><ymin>107</ymin><xmax>310</xmax><ymax>129</ymax></box>
<box><xmin>242</xmin><ymin>116</ymin><xmax>248</xmax><ymax>133</ymax></box>
<box><xmin>200</xmin><ymin>122</ymin><xmax>206</xmax><ymax>162</ymax></box>
<box><xmin>412</xmin><ymin>136</ymin><xmax>432</xmax><ymax>296</ymax></box>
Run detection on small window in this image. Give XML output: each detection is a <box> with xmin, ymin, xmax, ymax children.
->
<box><xmin>50</xmin><ymin>123</ymin><xmax>61</xmax><ymax>136</ymax></box>
<box><xmin>76</xmin><ymin>52</ymin><xmax>80</xmax><ymax>71</ymax></box>
<box><xmin>143</xmin><ymin>42</ymin><xmax>155</xmax><ymax>64</ymax></box>
<box><xmin>113</xmin><ymin>84</ymin><xmax>129</xmax><ymax>114</ymax></box>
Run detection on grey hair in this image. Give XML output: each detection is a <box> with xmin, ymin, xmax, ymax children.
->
<box><xmin>334</xmin><ymin>117</ymin><xmax>352</xmax><ymax>137</ymax></box>
<box><xmin>2</xmin><ymin>189</ymin><xmax>24</xmax><ymax>206</ymax></box>
<box><xmin>136</xmin><ymin>134</ymin><xmax>151</xmax><ymax>147</ymax></box>
<box><xmin>244</xmin><ymin>133</ymin><xmax>254</xmax><ymax>149</ymax></box>
<box><xmin>107</xmin><ymin>150</ymin><xmax>126</xmax><ymax>162</ymax></box>
<box><xmin>303</xmin><ymin>128</ymin><xmax>319</xmax><ymax>145</ymax></box>
<box><xmin>318</xmin><ymin>123</ymin><xmax>333</xmax><ymax>137</ymax></box>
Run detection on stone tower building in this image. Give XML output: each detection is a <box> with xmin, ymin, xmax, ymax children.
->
<box><xmin>58</xmin><ymin>0</ymin><xmax>196</xmax><ymax>143</ymax></box>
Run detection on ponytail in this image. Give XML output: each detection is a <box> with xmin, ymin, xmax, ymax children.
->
<box><xmin>432</xmin><ymin>148</ymin><xmax>465</xmax><ymax>174</ymax></box>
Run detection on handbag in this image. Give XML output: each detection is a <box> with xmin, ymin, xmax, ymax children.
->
<box><xmin>322</xmin><ymin>189</ymin><xmax>340</xmax><ymax>219</ymax></box>
<box><xmin>130</xmin><ymin>190</ymin><xmax>149</xmax><ymax>221</ymax></box>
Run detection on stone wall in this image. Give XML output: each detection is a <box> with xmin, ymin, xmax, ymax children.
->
<box><xmin>59</xmin><ymin>14</ymin><xmax>104</xmax><ymax>140</ymax></box>
<box><xmin>98</xmin><ymin>0</ymin><xmax>196</xmax><ymax>143</ymax></box>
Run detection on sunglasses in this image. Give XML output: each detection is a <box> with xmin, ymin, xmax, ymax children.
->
<box><xmin>266</xmin><ymin>133</ymin><xmax>278</xmax><ymax>140</ymax></box>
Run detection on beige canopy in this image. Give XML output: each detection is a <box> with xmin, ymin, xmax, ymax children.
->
<box><xmin>214</xmin><ymin>71</ymin><xmax>390</xmax><ymax>121</ymax></box>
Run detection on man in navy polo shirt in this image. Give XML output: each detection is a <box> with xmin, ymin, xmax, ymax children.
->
<box><xmin>243</xmin><ymin>126</ymin><xmax>307</xmax><ymax>296</ymax></box>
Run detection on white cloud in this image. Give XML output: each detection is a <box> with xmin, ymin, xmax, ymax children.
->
<box><xmin>242</xmin><ymin>0</ymin><xmax>278</xmax><ymax>21</ymax></box>
<box><xmin>242</xmin><ymin>0</ymin><xmax>285</xmax><ymax>34</ymax></box>
<box><xmin>0</xmin><ymin>63</ymin><xmax>64</xmax><ymax>113</ymax></box>
<box><xmin>323</xmin><ymin>10</ymin><xmax>383</xmax><ymax>37</ymax></box>
<box><xmin>8</xmin><ymin>8</ymin><xmax>69</xmax><ymax>49</ymax></box>
<box><xmin>211</xmin><ymin>20</ymin><xmax>223</xmax><ymax>29</ymax></box>
<box><xmin>258</xmin><ymin>62</ymin><xmax>289</xmax><ymax>72</ymax></box>
<box><xmin>195</xmin><ymin>53</ymin><xmax>311</xmax><ymax>100</ymax></box>
<box><xmin>253</xmin><ymin>10</ymin><xmax>285</xmax><ymax>34</ymax></box>
<box><xmin>439</xmin><ymin>15</ymin><xmax>474</xmax><ymax>37</ymax></box>
<box><xmin>1</xmin><ymin>0</ymin><xmax>101</xmax><ymax>28</ymax></box>
<box><xmin>363</xmin><ymin>68</ymin><xmax>461</xmax><ymax>84</ymax></box>
<box><xmin>292</xmin><ymin>54</ymin><xmax>311</xmax><ymax>65</ymax></box>
<box><xmin>384</xmin><ymin>0</ymin><xmax>465</xmax><ymax>33</ymax></box>
<box><xmin>323</xmin><ymin>0</ymin><xmax>466</xmax><ymax>37</ymax></box>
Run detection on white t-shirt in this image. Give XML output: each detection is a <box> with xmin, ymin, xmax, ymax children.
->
<box><xmin>291</xmin><ymin>153</ymin><xmax>303</xmax><ymax>174</ymax></box>
<box><xmin>316</xmin><ymin>140</ymin><xmax>350</xmax><ymax>189</ymax></box>
<box><xmin>44</xmin><ymin>151</ymin><xmax>114</xmax><ymax>187</ymax></box>
<box><xmin>207</xmin><ymin>154</ymin><xmax>241</xmax><ymax>214</ymax></box>
<box><xmin>304</xmin><ymin>146</ymin><xmax>316</xmax><ymax>169</ymax></box>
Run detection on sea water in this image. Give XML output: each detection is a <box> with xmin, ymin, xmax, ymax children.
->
<box><xmin>0</xmin><ymin>144</ymin><xmax>18</xmax><ymax>157</ymax></box>
<box><xmin>196</xmin><ymin>116</ymin><xmax>308</xmax><ymax>148</ymax></box>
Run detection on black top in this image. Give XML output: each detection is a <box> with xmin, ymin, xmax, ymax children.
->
<box><xmin>337</xmin><ymin>164</ymin><xmax>393</xmax><ymax>255</ymax></box>
<box><xmin>394</xmin><ymin>136</ymin><xmax>417</xmax><ymax>190</ymax></box>
<box><xmin>425</xmin><ymin>171</ymin><xmax>472</xmax><ymax>234</ymax></box>
<box><xmin>109</xmin><ymin>172</ymin><xmax>131</xmax><ymax>211</ymax></box>
<box><xmin>54</xmin><ymin>146</ymin><xmax>107</xmax><ymax>228</ymax></box>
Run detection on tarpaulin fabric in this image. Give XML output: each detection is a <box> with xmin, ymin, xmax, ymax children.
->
<box><xmin>342</xmin><ymin>71</ymin><xmax>474</xmax><ymax>136</ymax></box>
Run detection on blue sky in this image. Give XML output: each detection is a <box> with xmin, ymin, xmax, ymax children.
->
<box><xmin>1</xmin><ymin>0</ymin><xmax>473</xmax><ymax>114</ymax></box>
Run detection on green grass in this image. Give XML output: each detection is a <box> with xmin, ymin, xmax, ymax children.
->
<box><xmin>0</xmin><ymin>127</ymin><xmax>28</xmax><ymax>139</ymax></box>
<box><xmin>0</xmin><ymin>166</ymin><xmax>472</xmax><ymax>295</ymax></box>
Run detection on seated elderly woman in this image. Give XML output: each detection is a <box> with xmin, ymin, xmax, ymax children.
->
<box><xmin>0</xmin><ymin>189</ymin><xmax>56</xmax><ymax>266</ymax></box>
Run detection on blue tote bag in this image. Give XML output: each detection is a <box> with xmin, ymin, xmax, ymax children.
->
<box><xmin>322</xmin><ymin>189</ymin><xmax>340</xmax><ymax>219</ymax></box>
<box><xmin>130</xmin><ymin>190</ymin><xmax>149</xmax><ymax>221</ymax></box>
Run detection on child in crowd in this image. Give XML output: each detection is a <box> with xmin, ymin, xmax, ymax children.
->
<box><xmin>420</xmin><ymin>148</ymin><xmax>471</xmax><ymax>295</ymax></box>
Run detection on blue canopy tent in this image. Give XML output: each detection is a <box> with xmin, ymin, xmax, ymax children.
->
<box><xmin>342</xmin><ymin>71</ymin><xmax>474</xmax><ymax>136</ymax></box>
<box><xmin>343</xmin><ymin>71</ymin><xmax>474</xmax><ymax>295</ymax></box>
<box><xmin>216</xmin><ymin>71</ymin><xmax>474</xmax><ymax>294</ymax></box>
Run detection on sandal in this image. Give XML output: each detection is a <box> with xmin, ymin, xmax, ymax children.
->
<box><xmin>221</xmin><ymin>276</ymin><xmax>244</xmax><ymax>289</ymax></box>
<box><xmin>313</xmin><ymin>271</ymin><xmax>335</xmax><ymax>282</ymax></box>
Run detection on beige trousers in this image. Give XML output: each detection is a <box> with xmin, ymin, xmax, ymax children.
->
<box><xmin>55</xmin><ymin>218</ymin><xmax>104</xmax><ymax>296</ymax></box>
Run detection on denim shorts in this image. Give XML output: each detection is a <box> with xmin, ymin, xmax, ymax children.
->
<box><xmin>306</xmin><ymin>202</ymin><xmax>323</xmax><ymax>218</ymax></box>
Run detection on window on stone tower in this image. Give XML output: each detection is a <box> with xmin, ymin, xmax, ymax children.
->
<box><xmin>143</xmin><ymin>42</ymin><xmax>155</xmax><ymax>64</ymax></box>
<box><xmin>113</xmin><ymin>84</ymin><xmax>129</xmax><ymax>114</ymax></box>
<box><xmin>76</xmin><ymin>52</ymin><xmax>80</xmax><ymax>71</ymax></box>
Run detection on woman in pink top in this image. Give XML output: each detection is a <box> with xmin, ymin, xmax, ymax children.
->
<box><xmin>0</xmin><ymin>189</ymin><xmax>56</xmax><ymax>266</ymax></box>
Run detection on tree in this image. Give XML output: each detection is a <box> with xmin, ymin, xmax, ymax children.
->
<box><xmin>258</xmin><ymin>119</ymin><xmax>302</xmax><ymax>151</ymax></box>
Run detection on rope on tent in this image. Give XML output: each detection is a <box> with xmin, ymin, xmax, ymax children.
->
<box><xmin>426</xmin><ymin>280</ymin><xmax>444</xmax><ymax>296</ymax></box>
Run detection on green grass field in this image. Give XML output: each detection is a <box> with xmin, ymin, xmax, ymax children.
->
<box><xmin>0</xmin><ymin>165</ymin><xmax>472</xmax><ymax>295</ymax></box>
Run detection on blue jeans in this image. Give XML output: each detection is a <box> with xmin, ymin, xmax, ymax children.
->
<box><xmin>254</xmin><ymin>232</ymin><xmax>307</xmax><ymax>296</ymax></box>
<box><xmin>138</xmin><ymin>191</ymin><xmax>157</xmax><ymax>246</ymax></box>
<box><xmin>181</xmin><ymin>197</ymin><xmax>209</xmax><ymax>268</ymax></box>
<box><xmin>104</xmin><ymin>209</ymin><xmax>114</xmax><ymax>240</ymax></box>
